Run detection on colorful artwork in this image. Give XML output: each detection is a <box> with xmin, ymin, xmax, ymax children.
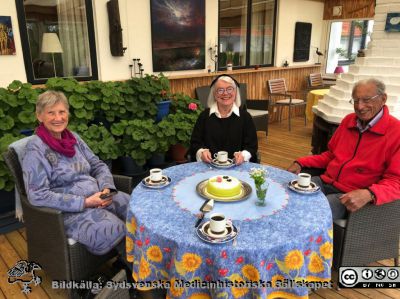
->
<box><xmin>150</xmin><ymin>0</ymin><xmax>205</xmax><ymax>72</ymax></box>
<box><xmin>0</xmin><ymin>16</ymin><xmax>16</xmax><ymax>55</ymax></box>
<box><xmin>385</xmin><ymin>13</ymin><xmax>400</xmax><ymax>32</ymax></box>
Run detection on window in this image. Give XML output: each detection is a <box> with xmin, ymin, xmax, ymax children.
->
<box><xmin>16</xmin><ymin>0</ymin><xmax>98</xmax><ymax>84</ymax></box>
<box><xmin>326</xmin><ymin>19</ymin><xmax>373</xmax><ymax>73</ymax></box>
<box><xmin>218</xmin><ymin>0</ymin><xmax>277</xmax><ymax>70</ymax></box>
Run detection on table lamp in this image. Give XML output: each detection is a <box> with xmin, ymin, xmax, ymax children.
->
<box><xmin>41</xmin><ymin>33</ymin><xmax>63</xmax><ymax>77</ymax></box>
<box><xmin>334</xmin><ymin>66</ymin><xmax>344</xmax><ymax>79</ymax></box>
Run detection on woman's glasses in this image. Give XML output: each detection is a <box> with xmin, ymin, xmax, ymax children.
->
<box><xmin>216</xmin><ymin>86</ymin><xmax>235</xmax><ymax>95</ymax></box>
<box><xmin>349</xmin><ymin>94</ymin><xmax>380</xmax><ymax>105</ymax></box>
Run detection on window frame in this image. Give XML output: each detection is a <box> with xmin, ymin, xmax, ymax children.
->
<box><xmin>15</xmin><ymin>0</ymin><xmax>98</xmax><ymax>84</ymax></box>
<box><xmin>218</xmin><ymin>0</ymin><xmax>277</xmax><ymax>70</ymax></box>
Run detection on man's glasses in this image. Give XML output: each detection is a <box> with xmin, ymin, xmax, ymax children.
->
<box><xmin>349</xmin><ymin>94</ymin><xmax>380</xmax><ymax>105</ymax></box>
<box><xmin>216</xmin><ymin>86</ymin><xmax>235</xmax><ymax>95</ymax></box>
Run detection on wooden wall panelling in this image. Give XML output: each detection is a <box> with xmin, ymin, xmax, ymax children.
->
<box><xmin>168</xmin><ymin>65</ymin><xmax>322</xmax><ymax>123</ymax></box>
<box><xmin>323</xmin><ymin>0</ymin><xmax>375</xmax><ymax>20</ymax></box>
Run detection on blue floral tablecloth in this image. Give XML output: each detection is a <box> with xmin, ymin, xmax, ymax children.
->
<box><xmin>126</xmin><ymin>162</ymin><xmax>333</xmax><ymax>299</ymax></box>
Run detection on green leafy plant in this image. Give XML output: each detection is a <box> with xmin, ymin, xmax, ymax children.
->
<box><xmin>70</xmin><ymin>123</ymin><xmax>120</xmax><ymax>161</ymax></box>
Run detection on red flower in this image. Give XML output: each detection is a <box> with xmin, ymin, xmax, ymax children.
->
<box><xmin>205</xmin><ymin>275</ymin><xmax>212</xmax><ymax>281</ymax></box>
<box><xmin>309</xmin><ymin>236</ymin><xmax>314</xmax><ymax>242</ymax></box>
<box><xmin>260</xmin><ymin>260</ymin><xmax>265</xmax><ymax>267</ymax></box>
<box><xmin>135</xmin><ymin>240</ymin><xmax>142</xmax><ymax>247</ymax></box>
<box><xmin>235</xmin><ymin>257</ymin><xmax>244</xmax><ymax>264</ymax></box>
<box><xmin>163</xmin><ymin>247</ymin><xmax>171</xmax><ymax>253</ymax></box>
<box><xmin>160</xmin><ymin>90</ymin><xmax>167</xmax><ymax>97</ymax></box>
<box><xmin>140</xmin><ymin>226</ymin><xmax>145</xmax><ymax>232</ymax></box>
<box><xmin>166</xmin><ymin>261</ymin><xmax>171</xmax><ymax>269</ymax></box>
<box><xmin>221</xmin><ymin>250</ymin><xmax>227</xmax><ymax>259</ymax></box>
<box><xmin>316</xmin><ymin>236</ymin><xmax>322</xmax><ymax>244</ymax></box>
<box><xmin>206</xmin><ymin>258</ymin><xmax>213</xmax><ymax>265</ymax></box>
<box><xmin>304</xmin><ymin>249</ymin><xmax>311</xmax><ymax>256</ymax></box>
<box><xmin>188</xmin><ymin>103</ymin><xmax>198</xmax><ymax>111</ymax></box>
<box><xmin>266</xmin><ymin>263</ymin><xmax>273</xmax><ymax>270</ymax></box>
<box><xmin>218</xmin><ymin>268</ymin><xmax>229</xmax><ymax>276</ymax></box>
<box><xmin>145</xmin><ymin>238</ymin><xmax>150</xmax><ymax>245</ymax></box>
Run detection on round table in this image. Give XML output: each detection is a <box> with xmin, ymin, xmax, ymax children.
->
<box><xmin>126</xmin><ymin>162</ymin><xmax>332</xmax><ymax>299</ymax></box>
<box><xmin>306</xmin><ymin>89</ymin><xmax>330</xmax><ymax>122</ymax></box>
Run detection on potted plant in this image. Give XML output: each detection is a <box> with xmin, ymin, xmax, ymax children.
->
<box><xmin>166</xmin><ymin>94</ymin><xmax>202</xmax><ymax>162</ymax></box>
<box><xmin>70</xmin><ymin>123</ymin><xmax>120</xmax><ymax>170</ymax></box>
<box><xmin>148</xmin><ymin>117</ymin><xmax>176</xmax><ymax>167</ymax></box>
<box><xmin>111</xmin><ymin>119</ymin><xmax>157</xmax><ymax>174</ymax></box>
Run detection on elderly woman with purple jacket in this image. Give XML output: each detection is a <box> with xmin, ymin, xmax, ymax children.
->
<box><xmin>22</xmin><ymin>90</ymin><xmax>129</xmax><ymax>255</ymax></box>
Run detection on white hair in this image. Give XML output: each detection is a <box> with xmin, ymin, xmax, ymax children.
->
<box><xmin>206</xmin><ymin>75</ymin><xmax>242</xmax><ymax>108</ymax></box>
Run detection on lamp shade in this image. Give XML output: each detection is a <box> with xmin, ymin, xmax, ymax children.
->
<box><xmin>334</xmin><ymin>66</ymin><xmax>344</xmax><ymax>74</ymax></box>
<box><xmin>41</xmin><ymin>33</ymin><xmax>63</xmax><ymax>53</ymax></box>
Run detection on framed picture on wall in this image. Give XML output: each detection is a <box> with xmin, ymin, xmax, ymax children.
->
<box><xmin>0</xmin><ymin>16</ymin><xmax>16</xmax><ymax>55</ymax></box>
<box><xmin>385</xmin><ymin>13</ymin><xmax>400</xmax><ymax>32</ymax></box>
<box><xmin>293</xmin><ymin>22</ymin><xmax>312</xmax><ymax>62</ymax></box>
<box><xmin>150</xmin><ymin>0</ymin><xmax>205</xmax><ymax>72</ymax></box>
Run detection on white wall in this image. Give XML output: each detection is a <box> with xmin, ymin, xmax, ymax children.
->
<box><xmin>0</xmin><ymin>0</ymin><xmax>323</xmax><ymax>87</ymax></box>
<box><xmin>0</xmin><ymin>0</ymin><xmax>27</xmax><ymax>87</ymax></box>
<box><xmin>276</xmin><ymin>0</ymin><xmax>324</xmax><ymax>67</ymax></box>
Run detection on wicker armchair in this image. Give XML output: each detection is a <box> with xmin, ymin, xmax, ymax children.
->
<box><xmin>301</xmin><ymin>168</ymin><xmax>400</xmax><ymax>269</ymax></box>
<box><xmin>3</xmin><ymin>146</ymin><xmax>133</xmax><ymax>298</ymax></box>
<box><xmin>195</xmin><ymin>83</ymin><xmax>269</xmax><ymax>137</ymax></box>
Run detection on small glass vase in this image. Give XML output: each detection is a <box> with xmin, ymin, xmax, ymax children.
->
<box><xmin>255</xmin><ymin>182</ymin><xmax>268</xmax><ymax>206</ymax></box>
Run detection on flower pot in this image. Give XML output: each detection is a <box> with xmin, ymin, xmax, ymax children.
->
<box><xmin>169</xmin><ymin>144</ymin><xmax>188</xmax><ymax>164</ymax></box>
<box><xmin>226</xmin><ymin>63</ymin><xmax>233</xmax><ymax>71</ymax></box>
<box><xmin>119</xmin><ymin>156</ymin><xmax>145</xmax><ymax>176</ymax></box>
<box><xmin>156</xmin><ymin>100</ymin><xmax>171</xmax><ymax>123</ymax></box>
<box><xmin>148</xmin><ymin>152</ymin><xmax>166</xmax><ymax>167</ymax></box>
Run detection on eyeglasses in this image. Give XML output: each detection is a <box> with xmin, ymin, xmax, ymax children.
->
<box><xmin>349</xmin><ymin>94</ymin><xmax>380</xmax><ymax>105</ymax></box>
<box><xmin>216</xmin><ymin>86</ymin><xmax>235</xmax><ymax>95</ymax></box>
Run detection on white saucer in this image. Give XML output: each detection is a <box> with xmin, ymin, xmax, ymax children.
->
<box><xmin>200</xmin><ymin>221</ymin><xmax>232</xmax><ymax>239</ymax></box>
<box><xmin>196</xmin><ymin>221</ymin><xmax>238</xmax><ymax>244</ymax></box>
<box><xmin>288</xmin><ymin>180</ymin><xmax>320</xmax><ymax>194</ymax></box>
<box><xmin>142</xmin><ymin>175</ymin><xmax>171</xmax><ymax>189</ymax></box>
<box><xmin>210</xmin><ymin>158</ymin><xmax>235</xmax><ymax>169</ymax></box>
<box><xmin>205</xmin><ymin>227</ymin><xmax>228</xmax><ymax>239</ymax></box>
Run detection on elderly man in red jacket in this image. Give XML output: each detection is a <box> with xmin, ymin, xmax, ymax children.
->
<box><xmin>288</xmin><ymin>78</ymin><xmax>400</xmax><ymax>219</ymax></box>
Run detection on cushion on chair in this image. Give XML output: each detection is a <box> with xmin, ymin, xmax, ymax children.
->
<box><xmin>247</xmin><ymin>109</ymin><xmax>269</xmax><ymax>117</ymax></box>
<box><xmin>276</xmin><ymin>98</ymin><xmax>304</xmax><ymax>104</ymax></box>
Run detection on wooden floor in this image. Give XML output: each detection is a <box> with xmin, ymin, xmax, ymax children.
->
<box><xmin>1</xmin><ymin>117</ymin><xmax>399</xmax><ymax>299</ymax></box>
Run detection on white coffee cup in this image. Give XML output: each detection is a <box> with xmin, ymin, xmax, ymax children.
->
<box><xmin>150</xmin><ymin>168</ymin><xmax>163</xmax><ymax>182</ymax></box>
<box><xmin>297</xmin><ymin>173</ymin><xmax>311</xmax><ymax>188</ymax></box>
<box><xmin>209</xmin><ymin>213</ymin><xmax>227</xmax><ymax>234</ymax></box>
<box><xmin>214</xmin><ymin>151</ymin><xmax>228</xmax><ymax>163</ymax></box>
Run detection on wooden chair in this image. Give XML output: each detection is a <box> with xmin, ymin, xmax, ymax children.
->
<box><xmin>3</xmin><ymin>140</ymin><xmax>134</xmax><ymax>299</ymax></box>
<box><xmin>308</xmin><ymin>73</ymin><xmax>334</xmax><ymax>90</ymax></box>
<box><xmin>267</xmin><ymin>78</ymin><xmax>306</xmax><ymax>131</ymax></box>
<box><xmin>195</xmin><ymin>83</ymin><xmax>269</xmax><ymax>137</ymax></box>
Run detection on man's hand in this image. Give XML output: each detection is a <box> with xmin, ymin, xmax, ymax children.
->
<box><xmin>201</xmin><ymin>149</ymin><xmax>212</xmax><ymax>163</ymax></box>
<box><xmin>339</xmin><ymin>189</ymin><xmax>373</xmax><ymax>213</ymax></box>
<box><xmin>287</xmin><ymin>162</ymin><xmax>301</xmax><ymax>174</ymax></box>
<box><xmin>234</xmin><ymin>152</ymin><xmax>244</xmax><ymax>165</ymax></box>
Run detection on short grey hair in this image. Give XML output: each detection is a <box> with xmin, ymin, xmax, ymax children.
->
<box><xmin>352</xmin><ymin>78</ymin><xmax>386</xmax><ymax>97</ymax></box>
<box><xmin>207</xmin><ymin>75</ymin><xmax>242</xmax><ymax>108</ymax></box>
<box><xmin>36</xmin><ymin>90</ymin><xmax>69</xmax><ymax>115</ymax></box>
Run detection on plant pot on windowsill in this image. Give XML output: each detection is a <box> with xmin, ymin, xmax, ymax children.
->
<box><xmin>226</xmin><ymin>63</ymin><xmax>233</xmax><ymax>71</ymax></box>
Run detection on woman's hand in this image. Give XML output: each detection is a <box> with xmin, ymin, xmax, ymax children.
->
<box><xmin>234</xmin><ymin>152</ymin><xmax>244</xmax><ymax>165</ymax></box>
<box><xmin>84</xmin><ymin>191</ymin><xmax>112</xmax><ymax>209</ymax></box>
<box><xmin>201</xmin><ymin>149</ymin><xmax>213</xmax><ymax>163</ymax></box>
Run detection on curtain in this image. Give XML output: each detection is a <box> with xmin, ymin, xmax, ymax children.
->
<box><xmin>57</xmin><ymin>0</ymin><xmax>91</xmax><ymax>76</ymax></box>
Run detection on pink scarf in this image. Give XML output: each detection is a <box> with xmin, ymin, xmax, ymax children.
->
<box><xmin>36</xmin><ymin>123</ymin><xmax>77</xmax><ymax>157</ymax></box>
